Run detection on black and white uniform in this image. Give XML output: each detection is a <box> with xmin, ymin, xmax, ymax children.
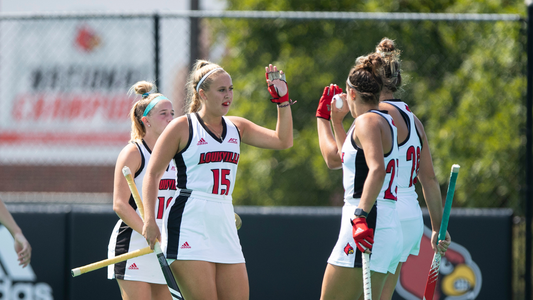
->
<box><xmin>383</xmin><ymin>99</ymin><xmax>424</xmax><ymax>262</ymax></box>
<box><xmin>161</xmin><ymin>113</ymin><xmax>244</xmax><ymax>264</ymax></box>
<box><xmin>327</xmin><ymin>110</ymin><xmax>403</xmax><ymax>274</ymax></box>
<box><xmin>108</xmin><ymin>140</ymin><xmax>177</xmax><ymax>283</ymax></box>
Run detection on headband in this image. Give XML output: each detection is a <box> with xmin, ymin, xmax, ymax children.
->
<box><xmin>196</xmin><ymin>68</ymin><xmax>223</xmax><ymax>93</ymax></box>
<box><xmin>347</xmin><ymin>76</ymin><xmax>356</xmax><ymax>90</ymax></box>
<box><xmin>143</xmin><ymin>96</ymin><xmax>168</xmax><ymax>117</ymax></box>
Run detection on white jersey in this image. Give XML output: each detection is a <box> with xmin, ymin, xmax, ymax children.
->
<box><xmin>383</xmin><ymin>100</ymin><xmax>425</xmax><ymax>261</ymax></box>
<box><xmin>173</xmin><ymin>113</ymin><xmax>240</xmax><ymax>198</ymax></box>
<box><xmin>108</xmin><ymin>140</ymin><xmax>177</xmax><ymax>283</ymax></box>
<box><xmin>342</xmin><ymin>110</ymin><xmax>399</xmax><ymax>202</ymax></box>
<box><xmin>162</xmin><ymin>113</ymin><xmax>243</xmax><ymax>263</ymax></box>
<box><xmin>383</xmin><ymin>100</ymin><xmax>423</xmax><ymax>221</ymax></box>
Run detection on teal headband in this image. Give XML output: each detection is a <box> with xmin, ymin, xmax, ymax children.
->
<box><xmin>143</xmin><ymin>96</ymin><xmax>168</xmax><ymax>117</ymax></box>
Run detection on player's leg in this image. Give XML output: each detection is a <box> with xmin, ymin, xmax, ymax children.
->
<box><xmin>380</xmin><ymin>262</ymin><xmax>402</xmax><ymax>300</ymax></box>
<box><xmin>149</xmin><ymin>283</ymin><xmax>173</xmax><ymax>300</ymax></box>
<box><xmin>170</xmin><ymin>260</ymin><xmax>218</xmax><ymax>300</ymax></box>
<box><xmin>216</xmin><ymin>262</ymin><xmax>249</xmax><ymax>300</ymax></box>
<box><xmin>371</xmin><ymin>271</ymin><xmax>389</xmax><ymax>299</ymax></box>
<box><xmin>117</xmin><ymin>279</ymin><xmax>152</xmax><ymax>300</ymax></box>
<box><xmin>320</xmin><ymin>263</ymin><xmax>363</xmax><ymax>300</ymax></box>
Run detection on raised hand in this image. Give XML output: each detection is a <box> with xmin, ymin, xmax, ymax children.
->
<box><xmin>265</xmin><ymin>64</ymin><xmax>289</xmax><ymax>104</ymax></box>
<box><xmin>316</xmin><ymin>84</ymin><xmax>342</xmax><ymax>120</ymax></box>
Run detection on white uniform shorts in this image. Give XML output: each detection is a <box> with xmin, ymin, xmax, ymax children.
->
<box><xmin>161</xmin><ymin>189</ymin><xmax>245</xmax><ymax>264</ymax></box>
<box><xmin>396</xmin><ymin>193</ymin><xmax>424</xmax><ymax>262</ymax></box>
<box><xmin>327</xmin><ymin>198</ymin><xmax>402</xmax><ymax>274</ymax></box>
<box><xmin>107</xmin><ymin>219</ymin><xmax>166</xmax><ymax>284</ymax></box>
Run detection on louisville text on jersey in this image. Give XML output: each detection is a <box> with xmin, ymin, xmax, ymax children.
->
<box><xmin>159</xmin><ymin>179</ymin><xmax>177</xmax><ymax>190</ymax></box>
<box><xmin>199</xmin><ymin>151</ymin><xmax>240</xmax><ymax>165</ymax></box>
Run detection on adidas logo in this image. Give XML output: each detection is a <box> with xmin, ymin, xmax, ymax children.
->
<box><xmin>128</xmin><ymin>263</ymin><xmax>139</xmax><ymax>270</ymax></box>
<box><xmin>180</xmin><ymin>242</ymin><xmax>191</xmax><ymax>249</ymax></box>
<box><xmin>0</xmin><ymin>226</ymin><xmax>53</xmax><ymax>299</ymax></box>
<box><xmin>197</xmin><ymin>138</ymin><xmax>208</xmax><ymax>145</ymax></box>
<box><xmin>228</xmin><ymin>138</ymin><xmax>238</xmax><ymax>144</ymax></box>
<box><xmin>171</xmin><ymin>166</ymin><xmax>176</xmax><ymax>171</ymax></box>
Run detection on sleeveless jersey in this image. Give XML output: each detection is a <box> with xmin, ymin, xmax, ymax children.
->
<box><xmin>107</xmin><ymin>140</ymin><xmax>177</xmax><ymax>282</ymax></box>
<box><xmin>383</xmin><ymin>100</ymin><xmax>424</xmax><ymax>221</ymax></box>
<box><xmin>382</xmin><ymin>100</ymin><xmax>422</xmax><ymax>192</ymax></box>
<box><xmin>134</xmin><ymin>140</ymin><xmax>178</xmax><ymax>224</ymax></box>
<box><xmin>173</xmin><ymin>113</ymin><xmax>240</xmax><ymax>197</ymax></box>
<box><xmin>342</xmin><ymin>110</ymin><xmax>399</xmax><ymax>201</ymax></box>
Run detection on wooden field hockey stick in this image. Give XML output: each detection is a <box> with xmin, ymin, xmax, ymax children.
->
<box><xmin>422</xmin><ymin>164</ymin><xmax>460</xmax><ymax>300</ymax></box>
<box><xmin>122</xmin><ymin>166</ymin><xmax>185</xmax><ymax>300</ymax></box>
<box><xmin>362</xmin><ymin>252</ymin><xmax>372</xmax><ymax>300</ymax></box>
<box><xmin>71</xmin><ymin>246</ymin><xmax>153</xmax><ymax>277</ymax></box>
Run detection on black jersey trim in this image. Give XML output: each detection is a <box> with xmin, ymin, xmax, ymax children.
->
<box><xmin>228</xmin><ymin>119</ymin><xmax>242</xmax><ymax>144</ymax></box>
<box><xmin>415</xmin><ymin>121</ymin><xmax>424</xmax><ymax>149</ymax></box>
<box><xmin>383</xmin><ymin>100</ymin><xmax>411</xmax><ymax>147</ymax></box>
<box><xmin>396</xmin><ymin>109</ymin><xmax>411</xmax><ymax>147</ymax></box>
<box><xmin>352</xmin><ymin>149</ymin><xmax>368</xmax><ymax>199</ymax></box>
<box><xmin>113</xmin><ymin>194</ymin><xmax>138</xmax><ymax>278</ymax></box>
<box><xmin>166</xmin><ymin>190</ymin><xmax>191</xmax><ymax>260</ymax></box>
<box><xmin>142</xmin><ymin>139</ymin><xmax>152</xmax><ymax>154</ymax></box>
<box><xmin>173</xmin><ymin>115</ymin><xmax>193</xmax><ymax>189</ymax></box>
<box><xmin>195</xmin><ymin>112</ymin><xmax>227</xmax><ymax>143</ymax></box>
<box><xmin>133</xmin><ymin>142</ymin><xmax>145</xmax><ymax>178</ymax></box>
<box><xmin>178</xmin><ymin>114</ymin><xmax>193</xmax><ymax>155</ymax></box>
<box><xmin>369</xmin><ymin>110</ymin><xmax>395</xmax><ymax>157</ymax></box>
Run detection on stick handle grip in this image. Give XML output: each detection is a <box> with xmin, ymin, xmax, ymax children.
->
<box><xmin>71</xmin><ymin>246</ymin><xmax>153</xmax><ymax>277</ymax></box>
<box><xmin>362</xmin><ymin>252</ymin><xmax>372</xmax><ymax>300</ymax></box>
<box><xmin>438</xmin><ymin>164</ymin><xmax>460</xmax><ymax>242</ymax></box>
<box><xmin>122</xmin><ymin>166</ymin><xmax>145</xmax><ymax>220</ymax></box>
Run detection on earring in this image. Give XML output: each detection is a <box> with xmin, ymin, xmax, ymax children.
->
<box><xmin>147</xmin><ymin>124</ymin><xmax>151</xmax><ymax>127</ymax></box>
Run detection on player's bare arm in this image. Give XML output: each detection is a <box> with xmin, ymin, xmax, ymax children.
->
<box><xmin>355</xmin><ymin>114</ymin><xmax>388</xmax><ymax>213</ymax></box>
<box><xmin>113</xmin><ymin>144</ymin><xmax>145</xmax><ymax>235</ymax></box>
<box><xmin>142</xmin><ymin>116</ymin><xmax>188</xmax><ymax>248</ymax></box>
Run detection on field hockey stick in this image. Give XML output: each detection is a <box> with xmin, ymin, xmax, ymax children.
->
<box><xmin>422</xmin><ymin>164</ymin><xmax>460</xmax><ymax>300</ymax></box>
<box><xmin>122</xmin><ymin>166</ymin><xmax>184</xmax><ymax>300</ymax></box>
<box><xmin>362</xmin><ymin>252</ymin><xmax>372</xmax><ymax>300</ymax></box>
<box><xmin>71</xmin><ymin>246</ymin><xmax>153</xmax><ymax>277</ymax></box>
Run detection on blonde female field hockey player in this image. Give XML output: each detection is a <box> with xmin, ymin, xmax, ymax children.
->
<box><xmin>107</xmin><ymin>81</ymin><xmax>176</xmax><ymax>300</ymax></box>
<box><xmin>372</xmin><ymin>38</ymin><xmax>451</xmax><ymax>300</ymax></box>
<box><xmin>142</xmin><ymin>60</ymin><xmax>293</xmax><ymax>300</ymax></box>
<box><xmin>316</xmin><ymin>54</ymin><xmax>401</xmax><ymax>300</ymax></box>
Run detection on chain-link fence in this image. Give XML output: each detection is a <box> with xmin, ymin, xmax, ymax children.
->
<box><xmin>0</xmin><ymin>11</ymin><xmax>524</xmax><ymax>209</ymax></box>
<box><xmin>0</xmin><ymin>9</ymin><xmax>527</xmax><ymax>299</ymax></box>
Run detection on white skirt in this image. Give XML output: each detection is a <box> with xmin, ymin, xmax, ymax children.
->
<box><xmin>396</xmin><ymin>193</ymin><xmax>424</xmax><ymax>262</ymax></box>
<box><xmin>327</xmin><ymin>198</ymin><xmax>403</xmax><ymax>274</ymax></box>
<box><xmin>161</xmin><ymin>189</ymin><xmax>245</xmax><ymax>264</ymax></box>
<box><xmin>107</xmin><ymin>218</ymin><xmax>166</xmax><ymax>284</ymax></box>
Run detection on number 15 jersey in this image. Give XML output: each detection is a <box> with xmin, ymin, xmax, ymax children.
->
<box><xmin>173</xmin><ymin>112</ymin><xmax>240</xmax><ymax>198</ymax></box>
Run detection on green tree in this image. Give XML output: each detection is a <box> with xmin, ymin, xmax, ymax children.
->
<box><xmin>209</xmin><ymin>0</ymin><xmax>526</xmax><ymax>213</ymax></box>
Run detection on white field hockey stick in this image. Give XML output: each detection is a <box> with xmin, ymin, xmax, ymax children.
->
<box><xmin>362</xmin><ymin>252</ymin><xmax>372</xmax><ymax>300</ymax></box>
<box><xmin>122</xmin><ymin>166</ymin><xmax>185</xmax><ymax>300</ymax></box>
<box><xmin>423</xmin><ymin>164</ymin><xmax>460</xmax><ymax>300</ymax></box>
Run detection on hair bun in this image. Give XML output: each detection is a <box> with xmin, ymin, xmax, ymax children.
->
<box><xmin>376</xmin><ymin>37</ymin><xmax>396</xmax><ymax>53</ymax></box>
<box><xmin>132</xmin><ymin>81</ymin><xmax>154</xmax><ymax>95</ymax></box>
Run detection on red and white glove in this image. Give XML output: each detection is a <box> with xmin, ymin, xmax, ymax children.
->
<box><xmin>316</xmin><ymin>84</ymin><xmax>342</xmax><ymax>120</ymax></box>
<box><xmin>351</xmin><ymin>217</ymin><xmax>374</xmax><ymax>253</ymax></box>
<box><xmin>266</xmin><ymin>71</ymin><xmax>289</xmax><ymax>104</ymax></box>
